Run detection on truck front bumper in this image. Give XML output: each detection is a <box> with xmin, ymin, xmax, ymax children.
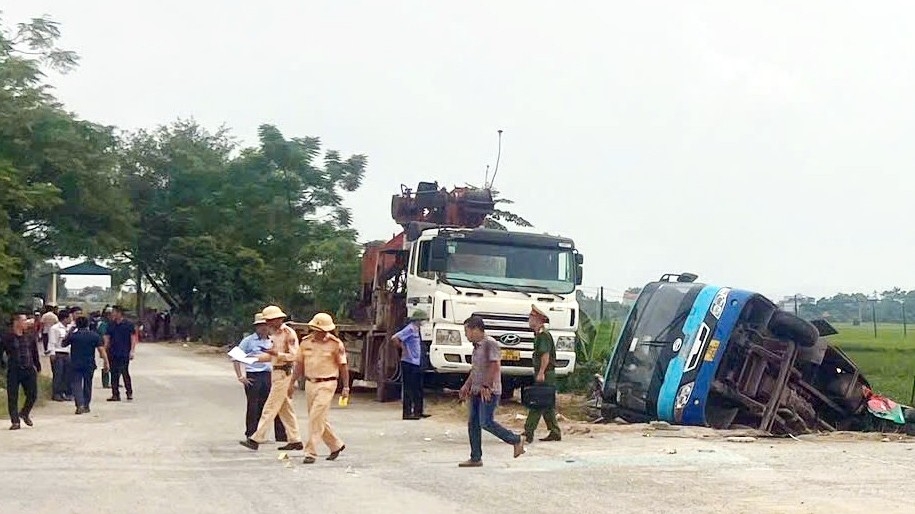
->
<box><xmin>429</xmin><ymin>345</ymin><xmax>576</xmax><ymax>376</ymax></box>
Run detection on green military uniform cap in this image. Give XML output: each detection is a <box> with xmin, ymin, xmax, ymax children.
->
<box><xmin>408</xmin><ymin>310</ymin><xmax>429</xmax><ymax>321</ymax></box>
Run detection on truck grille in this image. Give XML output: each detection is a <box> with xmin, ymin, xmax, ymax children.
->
<box><xmin>473</xmin><ymin>312</ymin><xmax>535</xmax><ymax>348</ymax></box>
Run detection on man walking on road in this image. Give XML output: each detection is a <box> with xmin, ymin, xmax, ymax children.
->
<box><xmin>104</xmin><ymin>306</ymin><xmax>138</xmax><ymax>401</ymax></box>
<box><xmin>232</xmin><ymin>312</ymin><xmax>287</xmax><ymax>442</ymax></box>
<box><xmin>63</xmin><ymin>316</ymin><xmax>108</xmax><ymax>414</ymax></box>
<box><xmin>458</xmin><ymin>315</ymin><xmax>524</xmax><ymax>467</ymax></box>
<box><xmin>392</xmin><ymin>310</ymin><xmax>429</xmax><ymax>420</ymax></box>
<box><xmin>289</xmin><ymin>312</ymin><xmax>349</xmax><ymax>464</ymax></box>
<box><xmin>240</xmin><ymin>305</ymin><xmax>302</xmax><ymax>452</ymax></box>
<box><xmin>523</xmin><ymin>305</ymin><xmax>561</xmax><ymax>443</ymax></box>
<box><xmin>1</xmin><ymin>312</ymin><xmax>41</xmax><ymax>430</ymax></box>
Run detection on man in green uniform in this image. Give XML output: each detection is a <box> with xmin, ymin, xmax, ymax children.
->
<box><xmin>523</xmin><ymin>304</ymin><xmax>561</xmax><ymax>443</ymax></box>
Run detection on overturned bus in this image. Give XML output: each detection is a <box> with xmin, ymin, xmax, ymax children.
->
<box><xmin>601</xmin><ymin>273</ymin><xmax>913</xmax><ymax>435</ymax></box>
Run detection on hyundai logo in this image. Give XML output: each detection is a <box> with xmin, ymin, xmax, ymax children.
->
<box><xmin>499</xmin><ymin>334</ymin><xmax>521</xmax><ymax>346</ymax></box>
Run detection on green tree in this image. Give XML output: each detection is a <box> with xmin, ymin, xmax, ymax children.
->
<box><xmin>118</xmin><ymin>121</ymin><xmax>367</xmax><ymax>339</ymax></box>
<box><xmin>0</xmin><ymin>15</ymin><xmax>131</xmax><ymax>310</ymax></box>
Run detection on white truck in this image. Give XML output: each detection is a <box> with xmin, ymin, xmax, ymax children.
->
<box><xmin>291</xmin><ymin>182</ymin><xmax>584</xmax><ymax>400</ymax></box>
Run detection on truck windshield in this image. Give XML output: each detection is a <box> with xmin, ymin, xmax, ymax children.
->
<box><xmin>606</xmin><ymin>282</ymin><xmax>702</xmax><ymax>414</ymax></box>
<box><xmin>443</xmin><ymin>240</ymin><xmax>576</xmax><ymax>294</ymax></box>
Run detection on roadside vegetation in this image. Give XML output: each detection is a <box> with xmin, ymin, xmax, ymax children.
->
<box><xmin>830</xmin><ymin>323</ymin><xmax>915</xmax><ymax>403</ymax></box>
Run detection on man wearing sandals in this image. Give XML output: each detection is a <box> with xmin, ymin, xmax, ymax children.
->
<box><xmin>458</xmin><ymin>315</ymin><xmax>525</xmax><ymax>467</ymax></box>
<box><xmin>289</xmin><ymin>312</ymin><xmax>349</xmax><ymax>464</ymax></box>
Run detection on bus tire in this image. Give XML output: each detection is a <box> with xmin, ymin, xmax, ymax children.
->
<box><xmin>768</xmin><ymin>311</ymin><xmax>818</xmax><ymax>347</ymax></box>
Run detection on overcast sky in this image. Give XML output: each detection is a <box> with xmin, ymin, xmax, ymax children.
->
<box><xmin>9</xmin><ymin>1</ymin><xmax>915</xmax><ymax>299</ymax></box>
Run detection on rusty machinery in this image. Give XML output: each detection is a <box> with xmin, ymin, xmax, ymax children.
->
<box><xmin>350</xmin><ymin>182</ymin><xmax>495</xmax><ymax>400</ymax></box>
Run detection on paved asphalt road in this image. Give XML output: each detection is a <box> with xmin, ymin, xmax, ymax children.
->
<box><xmin>2</xmin><ymin>343</ymin><xmax>915</xmax><ymax>514</ymax></box>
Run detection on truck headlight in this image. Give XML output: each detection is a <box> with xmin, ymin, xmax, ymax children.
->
<box><xmin>435</xmin><ymin>329</ymin><xmax>462</xmax><ymax>346</ymax></box>
<box><xmin>555</xmin><ymin>336</ymin><xmax>576</xmax><ymax>351</ymax></box>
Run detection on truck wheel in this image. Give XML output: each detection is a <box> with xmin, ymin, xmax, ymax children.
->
<box><xmin>768</xmin><ymin>311</ymin><xmax>818</xmax><ymax>347</ymax></box>
<box><xmin>376</xmin><ymin>380</ymin><xmax>401</xmax><ymax>403</ymax></box>
<box><xmin>500</xmin><ymin>385</ymin><xmax>516</xmax><ymax>401</ymax></box>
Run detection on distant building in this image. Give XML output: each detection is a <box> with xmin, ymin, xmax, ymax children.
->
<box><xmin>622</xmin><ymin>290</ymin><xmax>640</xmax><ymax>307</ymax></box>
<box><xmin>778</xmin><ymin>294</ymin><xmax>816</xmax><ymax>312</ymax></box>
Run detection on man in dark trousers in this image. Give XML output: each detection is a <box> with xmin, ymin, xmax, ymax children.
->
<box><xmin>104</xmin><ymin>306</ymin><xmax>138</xmax><ymax>401</ymax></box>
<box><xmin>96</xmin><ymin>308</ymin><xmax>111</xmax><ymax>388</ymax></box>
<box><xmin>1</xmin><ymin>311</ymin><xmax>41</xmax><ymax>430</ymax></box>
<box><xmin>392</xmin><ymin>310</ymin><xmax>430</xmax><ymax>420</ymax></box>
<box><xmin>63</xmin><ymin>315</ymin><xmax>109</xmax><ymax>414</ymax></box>
<box><xmin>523</xmin><ymin>304</ymin><xmax>561</xmax><ymax>443</ymax></box>
<box><xmin>232</xmin><ymin>313</ymin><xmax>287</xmax><ymax>442</ymax></box>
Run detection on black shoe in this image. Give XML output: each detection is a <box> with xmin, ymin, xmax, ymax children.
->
<box><xmin>21</xmin><ymin>414</ymin><xmax>32</xmax><ymax>427</ymax></box>
<box><xmin>84</xmin><ymin>407</ymin><xmax>91</xmax><ymax>414</ymax></box>
<box><xmin>402</xmin><ymin>415</ymin><xmax>421</xmax><ymax>420</ymax></box>
<box><xmin>303</xmin><ymin>456</ymin><xmax>316</xmax><ymax>464</ymax></box>
<box><xmin>239</xmin><ymin>439</ymin><xmax>259</xmax><ymax>450</ymax></box>
<box><xmin>75</xmin><ymin>407</ymin><xmax>83</xmax><ymax>415</ymax></box>
<box><xmin>107</xmin><ymin>396</ymin><xmax>121</xmax><ymax>402</ymax></box>
<box><xmin>525</xmin><ymin>433</ymin><xmax>534</xmax><ymax>444</ymax></box>
<box><xmin>277</xmin><ymin>442</ymin><xmax>303</xmax><ymax>451</ymax></box>
<box><xmin>9</xmin><ymin>423</ymin><xmax>20</xmax><ymax>430</ymax></box>
<box><xmin>539</xmin><ymin>433</ymin><xmax>562</xmax><ymax>442</ymax></box>
<box><xmin>327</xmin><ymin>445</ymin><xmax>345</xmax><ymax>461</ymax></box>
<box><xmin>52</xmin><ymin>395</ymin><xmax>65</xmax><ymax>402</ymax></box>
<box><xmin>419</xmin><ymin>414</ymin><xmax>431</xmax><ymax>419</ymax></box>
<box><xmin>126</xmin><ymin>395</ymin><xmax>133</xmax><ymax>401</ymax></box>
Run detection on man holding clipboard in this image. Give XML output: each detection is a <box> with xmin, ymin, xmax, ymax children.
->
<box><xmin>230</xmin><ymin>312</ymin><xmax>287</xmax><ymax>442</ymax></box>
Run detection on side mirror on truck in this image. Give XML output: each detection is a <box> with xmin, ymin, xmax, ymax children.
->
<box><xmin>429</xmin><ymin>237</ymin><xmax>448</xmax><ymax>272</ymax></box>
<box><xmin>575</xmin><ymin>252</ymin><xmax>583</xmax><ymax>285</ymax></box>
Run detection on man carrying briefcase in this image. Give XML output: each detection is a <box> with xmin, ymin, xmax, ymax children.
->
<box><xmin>523</xmin><ymin>304</ymin><xmax>562</xmax><ymax>443</ymax></box>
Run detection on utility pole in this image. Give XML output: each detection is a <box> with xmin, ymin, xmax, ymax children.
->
<box><xmin>599</xmin><ymin>286</ymin><xmax>605</xmax><ymax>322</ymax></box>
<box><xmin>903</xmin><ymin>300</ymin><xmax>907</xmax><ymax>338</ymax></box>
<box><xmin>870</xmin><ymin>291</ymin><xmax>878</xmax><ymax>339</ymax></box>
<box><xmin>794</xmin><ymin>294</ymin><xmax>799</xmax><ymax>315</ymax></box>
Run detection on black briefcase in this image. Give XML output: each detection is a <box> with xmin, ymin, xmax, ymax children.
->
<box><xmin>521</xmin><ymin>384</ymin><xmax>556</xmax><ymax>409</ymax></box>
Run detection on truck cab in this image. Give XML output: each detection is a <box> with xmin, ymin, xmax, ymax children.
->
<box><xmin>407</xmin><ymin>227</ymin><xmax>583</xmax><ymax>396</ymax></box>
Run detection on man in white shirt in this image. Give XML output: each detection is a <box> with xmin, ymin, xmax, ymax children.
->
<box><xmin>39</xmin><ymin>307</ymin><xmax>59</xmax><ymax>354</ymax></box>
<box><xmin>47</xmin><ymin>309</ymin><xmax>73</xmax><ymax>402</ymax></box>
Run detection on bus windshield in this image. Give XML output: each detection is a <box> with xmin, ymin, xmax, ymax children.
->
<box><xmin>606</xmin><ymin>282</ymin><xmax>702</xmax><ymax>414</ymax></box>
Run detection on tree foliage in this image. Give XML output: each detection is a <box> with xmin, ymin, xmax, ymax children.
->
<box><xmin>118</xmin><ymin>121</ymin><xmax>367</xmax><ymax>339</ymax></box>
<box><xmin>0</xmin><ymin>15</ymin><xmax>131</xmax><ymax>311</ymax></box>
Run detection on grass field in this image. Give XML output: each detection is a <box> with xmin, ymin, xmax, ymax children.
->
<box><xmin>829</xmin><ymin>323</ymin><xmax>915</xmax><ymax>404</ymax></box>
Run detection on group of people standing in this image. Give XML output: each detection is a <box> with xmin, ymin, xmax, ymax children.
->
<box><xmin>233</xmin><ymin>305</ymin><xmax>349</xmax><ymax>464</ymax></box>
<box><xmin>1</xmin><ymin>305</ymin><xmax>139</xmax><ymax>429</ymax></box>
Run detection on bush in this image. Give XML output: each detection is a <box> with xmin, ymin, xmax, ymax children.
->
<box><xmin>558</xmin><ymin>359</ymin><xmax>604</xmax><ymax>393</ymax></box>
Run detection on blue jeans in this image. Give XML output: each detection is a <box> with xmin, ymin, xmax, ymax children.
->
<box><xmin>468</xmin><ymin>394</ymin><xmax>520</xmax><ymax>462</ymax></box>
<box><xmin>71</xmin><ymin>367</ymin><xmax>95</xmax><ymax>408</ymax></box>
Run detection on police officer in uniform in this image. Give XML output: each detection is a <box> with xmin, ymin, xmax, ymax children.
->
<box><xmin>239</xmin><ymin>305</ymin><xmax>302</xmax><ymax>451</ymax></box>
<box><xmin>523</xmin><ymin>304</ymin><xmax>561</xmax><ymax>443</ymax></box>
